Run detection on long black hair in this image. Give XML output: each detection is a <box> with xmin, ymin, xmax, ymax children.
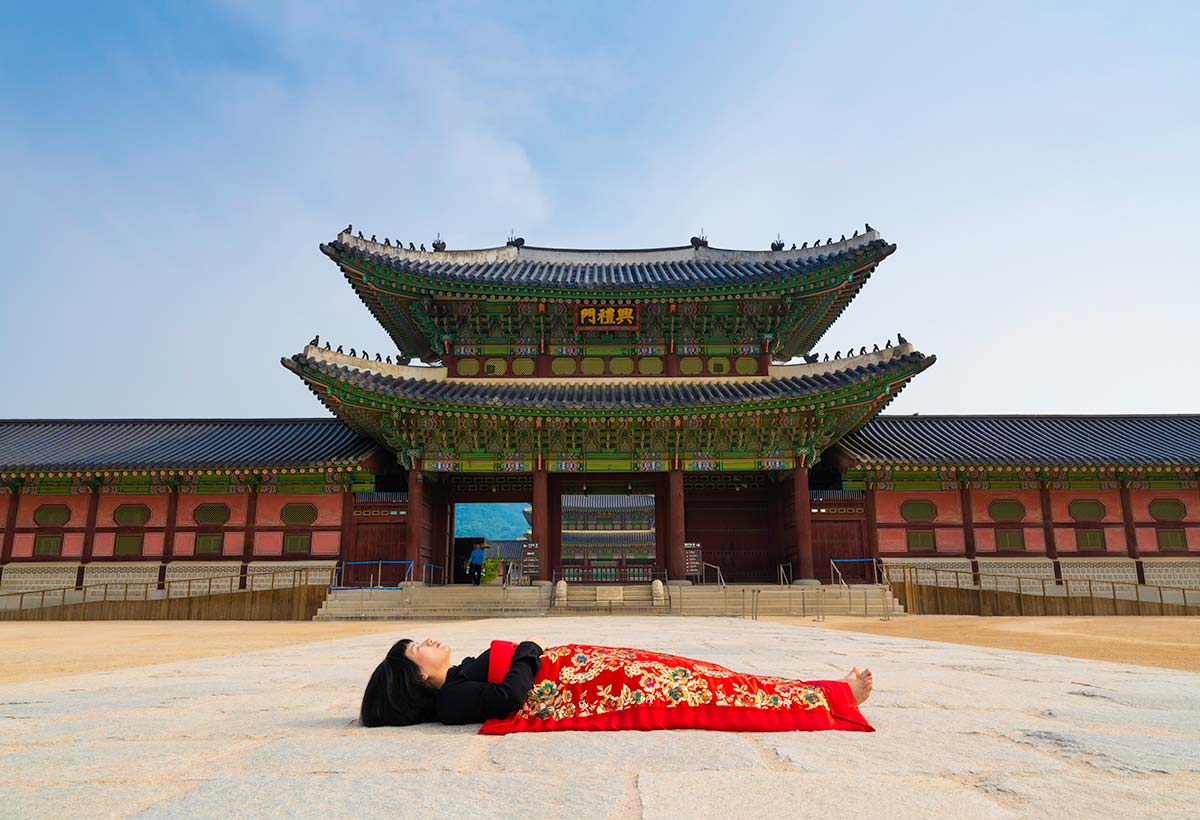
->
<box><xmin>359</xmin><ymin>639</ymin><xmax>438</xmax><ymax>727</ymax></box>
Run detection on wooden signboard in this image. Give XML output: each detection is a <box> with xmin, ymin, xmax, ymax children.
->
<box><xmin>575</xmin><ymin>304</ymin><xmax>639</xmax><ymax>331</ymax></box>
<box><xmin>521</xmin><ymin>542</ymin><xmax>541</xmax><ymax>578</ymax></box>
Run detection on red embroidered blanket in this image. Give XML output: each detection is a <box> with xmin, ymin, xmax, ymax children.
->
<box><xmin>480</xmin><ymin>642</ymin><xmax>873</xmax><ymax>735</ymax></box>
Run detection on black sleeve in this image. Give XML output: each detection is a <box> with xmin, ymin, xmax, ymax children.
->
<box><xmin>436</xmin><ymin>641</ymin><xmax>543</xmax><ymax>724</ymax></box>
<box><xmin>456</xmin><ymin>650</ymin><xmax>490</xmax><ymax>683</ymax></box>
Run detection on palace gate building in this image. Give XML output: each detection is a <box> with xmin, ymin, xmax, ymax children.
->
<box><xmin>1</xmin><ymin>227</ymin><xmax>1198</xmax><ymax>594</ymax></box>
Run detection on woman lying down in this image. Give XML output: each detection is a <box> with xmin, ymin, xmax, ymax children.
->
<box><xmin>360</xmin><ymin>637</ymin><xmax>874</xmax><ymax>734</ymax></box>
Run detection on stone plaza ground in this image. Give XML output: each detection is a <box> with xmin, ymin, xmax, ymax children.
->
<box><xmin>1</xmin><ymin>617</ymin><xmax>1198</xmax><ymax>819</ymax></box>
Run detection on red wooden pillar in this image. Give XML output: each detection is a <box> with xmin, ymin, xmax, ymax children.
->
<box><xmin>406</xmin><ymin>468</ymin><xmax>424</xmax><ymax>569</ymax></box>
<box><xmin>1119</xmin><ymin>482</ymin><xmax>1146</xmax><ymax>584</ymax></box>
<box><xmin>1039</xmin><ymin>482</ymin><xmax>1058</xmax><ymax>560</ymax></box>
<box><xmin>339</xmin><ymin>485</ymin><xmax>357</xmax><ymax>562</ymax></box>
<box><xmin>428</xmin><ymin>482</ymin><xmax>447</xmax><ymax>582</ymax></box>
<box><xmin>960</xmin><ymin>484</ymin><xmax>977</xmax><ymax>560</ymax></box>
<box><xmin>535</xmin><ymin>354</ymin><xmax>552</xmax><ymax>377</ymax></box>
<box><xmin>77</xmin><ymin>482</ymin><xmax>102</xmax><ymax>589</ymax></box>
<box><xmin>667</xmin><ymin>469</ymin><xmax>686</xmax><ymax>580</ymax></box>
<box><xmin>158</xmin><ymin>484</ymin><xmax>180</xmax><ymax>590</ymax></box>
<box><xmin>238</xmin><ymin>483</ymin><xmax>259</xmax><ymax>590</ymax></box>
<box><xmin>665</xmin><ymin>355</ymin><xmax>681</xmax><ymax>377</ymax></box>
<box><xmin>1</xmin><ymin>483</ymin><xmax>21</xmax><ymax>564</ymax></box>
<box><xmin>1119</xmin><ymin>483</ymin><xmax>1140</xmax><ymax>559</ymax></box>
<box><xmin>445</xmin><ymin>499</ymin><xmax>456</xmax><ymax>570</ymax></box>
<box><xmin>865</xmin><ymin>486</ymin><xmax>879</xmax><ymax>560</ymax></box>
<box><xmin>654</xmin><ymin>474</ymin><xmax>669</xmax><ymax>574</ymax></box>
<box><xmin>532</xmin><ymin>469</ymin><xmax>549</xmax><ymax>578</ymax></box>
<box><xmin>792</xmin><ymin>467</ymin><xmax>815</xmax><ymax>581</ymax></box>
<box><xmin>547</xmin><ymin>474</ymin><xmax>562</xmax><ymax>580</ymax></box>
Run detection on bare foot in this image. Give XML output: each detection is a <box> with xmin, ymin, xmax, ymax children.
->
<box><xmin>840</xmin><ymin>667</ymin><xmax>873</xmax><ymax>705</ymax></box>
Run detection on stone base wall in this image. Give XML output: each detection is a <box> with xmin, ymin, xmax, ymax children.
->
<box><xmin>976</xmin><ymin>558</ymin><xmax>1056</xmax><ymax>592</ymax></box>
<box><xmin>1058</xmin><ymin>558</ymin><xmax>1138</xmax><ymax>584</ymax></box>
<box><xmin>247</xmin><ymin>561</ymin><xmax>337</xmax><ymax>589</ymax></box>
<box><xmin>81</xmin><ymin>562</ymin><xmax>162</xmax><ymax>599</ymax></box>
<box><xmin>164</xmin><ymin>562</ymin><xmax>243</xmax><ymax>596</ymax></box>
<box><xmin>880</xmin><ymin>558</ymin><xmax>972</xmax><ymax>586</ymax></box>
<box><xmin>0</xmin><ymin>563</ymin><xmax>81</xmax><ymax>592</ymax></box>
<box><xmin>1142</xmin><ymin>559</ymin><xmax>1200</xmax><ymax>590</ymax></box>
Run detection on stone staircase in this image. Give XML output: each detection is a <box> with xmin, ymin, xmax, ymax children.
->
<box><xmin>313</xmin><ymin>583</ymin><xmax>903</xmax><ymax>620</ymax></box>
<box><xmin>552</xmin><ymin>583</ymin><xmax>668</xmax><ymax>615</ymax></box>
<box><xmin>668</xmin><ymin>584</ymin><xmax>903</xmax><ymax>617</ymax></box>
<box><xmin>314</xmin><ymin>585</ymin><xmax>550</xmax><ymax>620</ymax></box>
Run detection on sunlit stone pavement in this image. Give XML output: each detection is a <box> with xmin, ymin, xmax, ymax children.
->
<box><xmin>1</xmin><ymin>616</ymin><xmax>1197</xmax><ymax>819</ymax></box>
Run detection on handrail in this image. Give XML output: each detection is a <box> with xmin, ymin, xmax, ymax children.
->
<box><xmin>874</xmin><ymin>558</ymin><xmax>895</xmax><ymax>621</ymax></box>
<box><xmin>421</xmin><ymin>563</ymin><xmax>446</xmax><ymax>586</ymax></box>
<box><xmin>830</xmin><ymin>560</ymin><xmax>848</xmax><ymax>592</ymax></box>
<box><xmin>884</xmin><ymin>564</ymin><xmax>1199</xmax><ymax>616</ymax></box>
<box><xmin>0</xmin><ymin>565</ymin><xmax>338</xmax><ymax>613</ymax></box>
<box><xmin>699</xmin><ymin>562</ymin><xmax>726</xmax><ymax>588</ymax></box>
<box><xmin>777</xmin><ymin>562</ymin><xmax>792</xmax><ymax>587</ymax></box>
<box><xmin>334</xmin><ymin>560</ymin><xmax>414</xmax><ymax>589</ymax></box>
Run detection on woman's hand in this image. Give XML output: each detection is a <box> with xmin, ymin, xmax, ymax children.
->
<box><xmin>523</xmin><ymin>636</ymin><xmax>548</xmax><ymax>651</ymax></box>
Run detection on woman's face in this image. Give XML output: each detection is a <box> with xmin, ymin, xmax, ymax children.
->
<box><xmin>405</xmin><ymin>638</ymin><xmax>451</xmax><ymax>681</ymax></box>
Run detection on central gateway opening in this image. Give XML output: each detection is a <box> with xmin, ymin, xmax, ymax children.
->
<box><xmin>558</xmin><ymin>493</ymin><xmax>657</xmax><ymax>583</ymax></box>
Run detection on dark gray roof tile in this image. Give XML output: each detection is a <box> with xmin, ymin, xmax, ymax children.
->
<box><xmin>838</xmin><ymin>415</ymin><xmax>1200</xmax><ymax>467</ymax></box>
<box><xmin>0</xmin><ymin>419</ymin><xmax>376</xmax><ymax>472</ymax></box>
<box><xmin>325</xmin><ymin>236</ymin><xmax>893</xmax><ymax>290</ymax></box>
<box><xmin>284</xmin><ymin>351</ymin><xmax>933</xmax><ymax>413</ymax></box>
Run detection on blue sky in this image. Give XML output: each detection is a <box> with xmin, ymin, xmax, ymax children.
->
<box><xmin>2</xmin><ymin>1</ymin><xmax>1197</xmax><ymax>418</ymax></box>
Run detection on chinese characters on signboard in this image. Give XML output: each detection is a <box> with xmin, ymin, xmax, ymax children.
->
<box><xmin>575</xmin><ymin>305</ymin><xmax>639</xmax><ymax>331</ymax></box>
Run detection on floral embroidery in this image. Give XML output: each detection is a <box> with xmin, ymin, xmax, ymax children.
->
<box><xmin>517</xmin><ymin>645</ymin><xmax>829</xmax><ymax>722</ymax></box>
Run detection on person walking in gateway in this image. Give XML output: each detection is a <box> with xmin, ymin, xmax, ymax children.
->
<box><xmin>467</xmin><ymin>544</ymin><xmax>486</xmax><ymax>586</ymax></box>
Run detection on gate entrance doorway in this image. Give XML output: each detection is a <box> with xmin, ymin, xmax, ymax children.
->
<box><xmin>558</xmin><ymin>493</ymin><xmax>657</xmax><ymax>583</ymax></box>
<box><xmin>451</xmin><ymin>502</ymin><xmax>527</xmax><ymax>583</ymax></box>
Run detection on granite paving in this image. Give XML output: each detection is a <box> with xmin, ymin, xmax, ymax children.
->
<box><xmin>1</xmin><ymin>616</ymin><xmax>1197</xmax><ymax>819</ymax></box>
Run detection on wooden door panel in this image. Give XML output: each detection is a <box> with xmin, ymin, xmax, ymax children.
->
<box><xmin>812</xmin><ymin>521</ymin><xmax>868</xmax><ymax>583</ymax></box>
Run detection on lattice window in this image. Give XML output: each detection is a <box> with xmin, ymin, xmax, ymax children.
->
<box><xmin>195</xmin><ymin>533</ymin><xmax>224</xmax><ymax>554</ymax></box>
<box><xmin>1149</xmin><ymin>499</ymin><xmax>1186</xmax><ymax>522</ymax></box>
<box><xmin>906</xmin><ymin>529</ymin><xmax>936</xmax><ymax>550</ymax></box>
<box><xmin>1156</xmin><ymin>529</ymin><xmax>1186</xmax><ymax>550</ymax></box>
<box><xmin>280</xmin><ymin>503</ymin><xmax>318</xmax><ymax>525</ymax></box>
<box><xmin>33</xmin><ymin>504</ymin><xmax>71</xmax><ymax>526</ymax></box>
<box><xmin>33</xmin><ymin>535</ymin><xmax>62</xmax><ymax>556</ymax></box>
<box><xmin>193</xmin><ymin>503</ymin><xmax>231</xmax><ymax>525</ymax></box>
<box><xmin>1068</xmin><ymin>499</ymin><xmax>1105</xmax><ymax>522</ymax></box>
<box><xmin>900</xmin><ymin>500</ymin><xmax>937</xmax><ymax>522</ymax></box>
<box><xmin>996</xmin><ymin>529</ymin><xmax>1025</xmax><ymax>550</ymax></box>
<box><xmin>988</xmin><ymin>500</ymin><xmax>1026</xmax><ymax>522</ymax></box>
<box><xmin>1075</xmin><ymin>529</ymin><xmax>1105</xmax><ymax>550</ymax></box>
<box><xmin>114</xmin><ymin>534</ymin><xmax>144</xmax><ymax>555</ymax></box>
<box><xmin>283</xmin><ymin>534</ymin><xmax>311</xmax><ymax>554</ymax></box>
<box><xmin>113</xmin><ymin>504</ymin><xmax>150</xmax><ymax>526</ymax></box>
